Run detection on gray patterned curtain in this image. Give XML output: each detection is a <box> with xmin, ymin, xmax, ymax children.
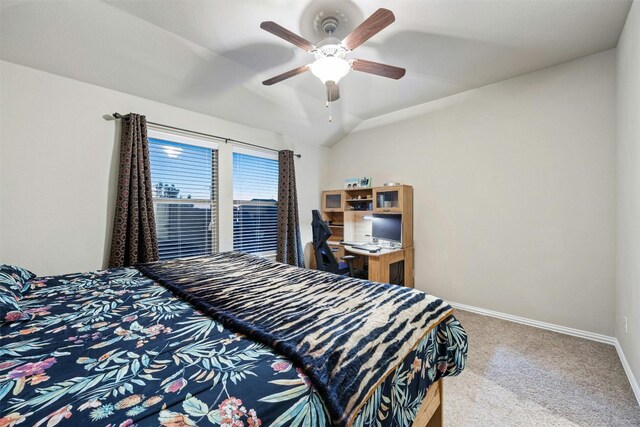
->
<box><xmin>276</xmin><ymin>150</ymin><xmax>304</xmax><ymax>267</ymax></box>
<box><xmin>108</xmin><ymin>113</ymin><xmax>159</xmax><ymax>268</ymax></box>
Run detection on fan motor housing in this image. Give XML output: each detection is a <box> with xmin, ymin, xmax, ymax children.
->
<box><xmin>321</xmin><ymin>16</ymin><xmax>339</xmax><ymax>34</ymax></box>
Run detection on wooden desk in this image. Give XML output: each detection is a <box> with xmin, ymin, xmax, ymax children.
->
<box><xmin>319</xmin><ymin>185</ymin><xmax>414</xmax><ymax>286</ymax></box>
<box><xmin>344</xmin><ymin>245</ymin><xmax>414</xmax><ymax>288</ymax></box>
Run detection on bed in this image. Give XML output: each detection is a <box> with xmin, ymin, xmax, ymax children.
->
<box><xmin>0</xmin><ymin>253</ymin><xmax>467</xmax><ymax>427</ymax></box>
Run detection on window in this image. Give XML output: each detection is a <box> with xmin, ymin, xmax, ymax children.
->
<box><xmin>148</xmin><ymin>130</ymin><xmax>218</xmax><ymax>260</ymax></box>
<box><xmin>233</xmin><ymin>148</ymin><xmax>279</xmax><ymax>256</ymax></box>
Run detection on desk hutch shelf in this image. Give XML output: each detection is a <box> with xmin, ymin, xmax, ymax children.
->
<box><xmin>321</xmin><ymin>185</ymin><xmax>413</xmax><ymax>247</ymax></box>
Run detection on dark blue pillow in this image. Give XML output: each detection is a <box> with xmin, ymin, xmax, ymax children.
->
<box><xmin>0</xmin><ymin>264</ymin><xmax>36</xmax><ymax>322</ymax></box>
<box><xmin>0</xmin><ymin>264</ymin><xmax>37</xmax><ymax>298</ymax></box>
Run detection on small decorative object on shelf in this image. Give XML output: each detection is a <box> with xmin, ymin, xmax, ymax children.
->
<box><xmin>344</xmin><ymin>177</ymin><xmax>372</xmax><ymax>189</ymax></box>
<box><xmin>384</xmin><ymin>182</ymin><xmax>400</xmax><ymax>186</ymax></box>
<box><xmin>359</xmin><ymin>177</ymin><xmax>372</xmax><ymax>188</ymax></box>
<box><xmin>344</xmin><ymin>177</ymin><xmax>359</xmax><ymax>189</ymax></box>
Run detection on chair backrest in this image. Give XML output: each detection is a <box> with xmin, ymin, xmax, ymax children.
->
<box><xmin>311</xmin><ymin>210</ymin><xmax>340</xmax><ymax>274</ymax></box>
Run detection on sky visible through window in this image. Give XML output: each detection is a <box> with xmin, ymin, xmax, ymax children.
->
<box><xmin>149</xmin><ymin>140</ymin><xmax>278</xmax><ymax>202</ymax></box>
<box><xmin>233</xmin><ymin>152</ymin><xmax>278</xmax><ymax>202</ymax></box>
<box><xmin>149</xmin><ymin>138</ymin><xmax>212</xmax><ymax>200</ymax></box>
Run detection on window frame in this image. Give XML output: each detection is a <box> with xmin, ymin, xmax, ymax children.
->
<box><xmin>232</xmin><ymin>146</ymin><xmax>279</xmax><ymax>258</ymax></box>
<box><xmin>148</xmin><ymin>128</ymin><xmax>220</xmax><ymax>259</ymax></box>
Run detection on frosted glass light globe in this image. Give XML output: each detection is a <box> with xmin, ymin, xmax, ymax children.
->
<box><xmin>310</xmin><ymin>56</ymin><xmax>350</xmax><ymax>83</ymax></box>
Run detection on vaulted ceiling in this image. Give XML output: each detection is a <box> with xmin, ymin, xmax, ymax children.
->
<box><xmin>0</xmin><ymin>0</ymin><xmax>632</xmax><ymax>146</ymax></box>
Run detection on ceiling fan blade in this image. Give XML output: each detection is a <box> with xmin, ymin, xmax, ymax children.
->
<box><xmin>341</xmin><ymin>8</ymin><xmax>395</xmax><ymax>51</ymax></box>
<box><xmin>351</xmin><ymin>59</ymin><xmax>406</xmax><ymax>79</ymax></box>
<box><xmin>326</xmin><ymin>81</ymin><xmax>340</xmax><ymax>102</ymax></box>
<box><xmin>262</xmin><ymin>65</ymin><xmax>310</xmax><ymax>85</ymax></box>
<box><xmin>260</xmin><ymin>21</ymin><xmax>316</xmax><ymax>52</ymax></box>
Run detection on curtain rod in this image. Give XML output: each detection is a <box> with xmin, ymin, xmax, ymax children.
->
<box><xmin>111</xmin><ymin>113</ymin><xmax>301</xmax><ymax>158</ymax></box>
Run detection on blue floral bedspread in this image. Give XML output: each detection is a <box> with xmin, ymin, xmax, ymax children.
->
<box><xmin>0</xmin><ymin>267</ymin><xmax>467</xmax><ymax>427</ymax></box>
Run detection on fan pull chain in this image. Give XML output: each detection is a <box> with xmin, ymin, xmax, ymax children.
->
<box><xmin>326</xmin><ymin>98</ymin><xmax>333</xmax><ymax>122</ymax></box>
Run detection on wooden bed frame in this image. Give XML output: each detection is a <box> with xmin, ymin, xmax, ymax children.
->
<box><xmin>413</xmin><ymin>379</ymin><xmax>444</xmax><ymax>427</ymax></box>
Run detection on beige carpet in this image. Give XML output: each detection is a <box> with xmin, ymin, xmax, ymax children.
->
<box><xmin>444</xmin><ymin>310</ymin><xmax>640</xmax><ymax>426</ymax></box>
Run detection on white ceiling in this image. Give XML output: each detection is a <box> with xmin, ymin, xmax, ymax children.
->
<box><xmin>0</xmin><ymin>0</ymin><xmax>632</xmax><ymax>146</ymax></box>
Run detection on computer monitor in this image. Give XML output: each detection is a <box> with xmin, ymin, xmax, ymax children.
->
<box><xmin>372</xmin><ymin>214</ymin><xmax>402</xmax><ymax>243</ymax></box>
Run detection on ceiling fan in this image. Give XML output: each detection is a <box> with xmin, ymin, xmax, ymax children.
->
<box><xmin>260</xmin><ymin>8</ymin><xmax>405</xmax><ymax>103</ymax></box>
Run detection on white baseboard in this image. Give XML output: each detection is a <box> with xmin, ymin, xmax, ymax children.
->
<box><xmin>614</xmin><ymin>339</ymin><xmax>640</xmax><ymax>405</ymax></box>
<box><xmin>449</xmin><ymin>301</ymin><xmax>640</xmax><ymax>406</ymax></box>
<box><xmin>448</xmin><ymin>301</ymin><xmax>616</xmax><ymax>344</ymax></box>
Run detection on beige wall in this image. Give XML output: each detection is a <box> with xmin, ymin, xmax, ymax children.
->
<box><xmin>0</xmin><ymin>61</ymin><xmax>324</xmax><ymax>275</ymax></box>
<box><xmin>616</xmin><ymin>0</ymin><xmax>640</xmax><ymax>389</ymax></box>
<box><xmin>326</xmin><ymin>50</ymin><xmax>617</xmax><ymax>336</ymax></box>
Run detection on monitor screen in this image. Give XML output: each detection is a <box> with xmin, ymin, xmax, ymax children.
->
<box><xmin>372</xmin><ymin>214</ymin><xmax>402</xmax><ymax>243</ymax></box>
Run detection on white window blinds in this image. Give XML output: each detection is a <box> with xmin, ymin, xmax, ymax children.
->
<box><xmin>148</xmin><ymin>132</ymin><xmax>218</xmax><ymax>260</ymax></box>
<box><xmin>233</xmin><ymin>148</ymin><xmax>279</xmax><ymax>256</ymax></box>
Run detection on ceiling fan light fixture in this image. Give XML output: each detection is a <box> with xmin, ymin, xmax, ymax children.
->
<box><xmin>260</xmin><ymin>8</ymin><xmax>405</xmax><ymax>109</ymax></box>
<box><xmin>309</xmin><ymin>56</ymin><xmax>350</xmax><ymax>84</ymax></box>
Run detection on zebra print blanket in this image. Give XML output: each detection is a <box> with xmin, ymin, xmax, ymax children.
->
<box><xmin>137</xmin><ymin>252</ymin><xmax>453</xmax><ymax>426</ymax></box>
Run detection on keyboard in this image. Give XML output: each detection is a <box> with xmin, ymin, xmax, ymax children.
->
<box><xmin>341</xmin><ymin>241</ymin><xmax>369</xmax><ymax>246</ymax></box>
<box><xmin>351</xmin><ymin>244</ymin><xmax>381</xmax><ymax>252</ymax></box>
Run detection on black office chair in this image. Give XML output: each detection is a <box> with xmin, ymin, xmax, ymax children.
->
<box><xmin>311</xmin><ymin>210</ymin><xmax>366</xmax><ymax>278</ymax></box>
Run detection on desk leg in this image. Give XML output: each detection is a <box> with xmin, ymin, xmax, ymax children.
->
<box><xmin>404</xmin><ymin>248</ymin><xmax>414</xmax><ymax>288</ymax></box>
<box><xmin>368</xmin><ymin>255</ymin><xmax>390</xmax><ymax>283</ymax></box>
